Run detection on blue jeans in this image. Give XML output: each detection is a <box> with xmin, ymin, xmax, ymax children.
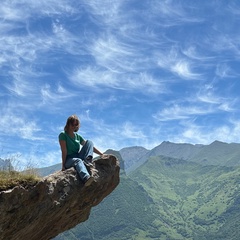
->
<box><xmin>65</xmin><ymin>140</ymin><xmax>94</xmax><ymax>181</ymax></box>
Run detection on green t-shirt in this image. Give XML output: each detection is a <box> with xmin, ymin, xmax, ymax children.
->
<box><xmin>58</xmin><ymin>131</ymin><xmax>84</xmax><ymax>155</ymax></box>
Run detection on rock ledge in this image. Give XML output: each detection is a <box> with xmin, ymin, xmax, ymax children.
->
<box><xmin>0</xmin><ymin>154</ymin><xmax>120</xmax><ymax>240</ymax></box>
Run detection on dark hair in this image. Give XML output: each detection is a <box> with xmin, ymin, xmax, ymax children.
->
<box><xmin>64</xmin><ymin>115</ymin><xmax>80</xmax><ymax>132</ymax></box>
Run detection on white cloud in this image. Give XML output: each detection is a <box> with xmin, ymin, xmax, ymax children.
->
<box><xmin>0</xmin><ymin>0</ymin><xmax>77</xmax><ymax>22</ymax></box>
<box><xmin>82</xmin><ymin>0</ymin><xmax>122</xmax><ymax>25</ymax></box>
<box><xmin>215</xmin><ymin>63</ymin><xmax>237</xmax><ymax>78</ymax></box>
<box><xmin>196</xmin><ymin>84</ymin><xmax>236</xmax><ymax>112</ymax></box>
<box><xmin>148</xmin><ymin>0</ymin><xmax>204</xmax><ymax>27</ymax></box>
<box><xmin>121</xmin><ymin>122</ymin><xmax>146</xmax><ymax>139</ymax></box>
<box><xmin>197</xmin><ymin>90</ymin><xmax>221</xmax><ymax>105</ymax></box>
<box><xmin>178</xmin><ymin>119</ymin><xmax>240</xmax><ymax>145</ymax></box>
<box><xmin>157</xmin><ymin>46</ymin><xmax>202</xmax><ymax>80</ymax></box>
<box><xmin>182</xmin><ymin>46</ymin><xmax>214</xmax><ymax>61</ymax></box>
<box><xmin>0</xmin><ymin>112</ymin><xmax>42</xmax><ymax>140</ymax></box>
<box><xmin>209</xmin><ymin>34</ymin><xmax>240</xmax><ymax>57</ymax></box>
<box><xmin>69</xmin><ymin>66</ymin><xmax>165</xmax><ymax>95</ymax></box>
<box><xmin>90</xmin><ymin>35</ymin><xmax>139</xmax><ymax>72</ymax></box>
<box><xmin>171</xmin><ymin>60</ymin><xmax>200</xmax><ymax>79</ymax></box>
<box><xmin>218</xmin><ymin>102</ymin><xmax>234</xmax><ymax>112</ymax></box>
<box><xmin>153</xmin><ymin>104</ymin><xmax>213</xmax><ymax>122</ymax></box>
<box><xmin>70</xmin><ymin>66</ymin><xmax>116</xmax><ymax>88</ymax></box>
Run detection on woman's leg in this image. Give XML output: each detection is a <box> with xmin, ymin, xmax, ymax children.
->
<box><xmin>65</xmin><ymin>157</ymin><xmax>90</xmax><ymax>182</ymax></box>
<box><xmin>79</xmin><ymin>140</ymin><xmax>94</xmax><ymax>162</ymax></box>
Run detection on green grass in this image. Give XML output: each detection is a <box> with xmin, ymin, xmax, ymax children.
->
<box><xmin>0</xmin><ymin>170</ymin><xmax>41</xmax><ymax>191</ymax></box>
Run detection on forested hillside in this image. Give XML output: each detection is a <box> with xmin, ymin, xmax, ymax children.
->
<box><xmin>54</xmin><ymin>155</ymin><xmax>240</xmax><ymax>240</ymax></box>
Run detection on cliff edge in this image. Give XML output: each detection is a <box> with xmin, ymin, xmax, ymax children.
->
<box><xmin>0</xmin><ymin>154</ymin><xmax>120</xmax><ymax>240</ymax></box>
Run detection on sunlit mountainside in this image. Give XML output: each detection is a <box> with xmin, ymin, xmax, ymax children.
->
<box><xmin>33</xmin><ymin>141</ymin><xmax>240</xmax><ymax>240</ymax></box>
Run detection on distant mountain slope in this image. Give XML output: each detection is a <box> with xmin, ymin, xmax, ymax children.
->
<box><xmin>35</xmin><ymin>163</ymin><xmax>61</xmax><ymax>177</ymax></box>
<box><xmin>189</xmin><ymin>140</ymin><xmax>240</xmax><ymax>166</ymax></box>
<box><xmin>149</xmin><ymin>141</ymin><xmax>204</xmax><ymax>160</ymax></box>
<box><xmin>119</xmin><ymin>146</ymin><xmax>149</xmax><ymax>173</ymax></box>
<box><xmin>130</xmin><ymin>156</ymin><xmax>240</xmax><ymax>239</ymax></box>
<box><xmin>54</xmin><ymin>156</ymin><xmax>240</xmax><ymax>240</ymax></box>
<box><xmin>54</xmin><ymin>175</ymin><xmax>155</xmax><ymax>240</ymax></box>
<box><xmin>119</xmin><ymin>141</ymin><xmax>240</xmax><ymax>173</ymax></box>
<box><xmin>37</xmin><ymin>141</ymin><xmax>240</xmax><ymax>177</ymax></box>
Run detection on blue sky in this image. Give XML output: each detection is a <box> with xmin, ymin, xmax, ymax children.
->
<box><xmin>1</xmin><ymin>0</ymin><xmax>240</xmax><ymax>168</ymax></box>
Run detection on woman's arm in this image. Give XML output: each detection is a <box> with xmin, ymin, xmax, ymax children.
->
<box><xmin>93</xmin><ymin>146</ymin><xmax>103</xmax><ymax>156</ymax></box>
<box><xmin>59</xmin><ymin>140</ymin><xmax>67</xmax><ymax>171</ymax></box>
<box><xmin>81</xmin><ymin>139</ymin><xmax>103</xmax><ymax>156</ymax></box>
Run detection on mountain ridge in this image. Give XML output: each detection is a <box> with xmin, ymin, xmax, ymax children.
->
<box><xmin>119</xmin><ymin>140</ymin><xmax>240</xmax><ymax>173</ymax></box>
<box><xmin>30</xmin><ymin>140</ymin><xmax>240</xmax><ymax>177</ymax></box>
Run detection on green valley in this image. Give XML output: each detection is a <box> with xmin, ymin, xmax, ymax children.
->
<box><xmin>54</xmin><ymin>155</ymin><xmax>240</xmax><ymax>240</ymax></box>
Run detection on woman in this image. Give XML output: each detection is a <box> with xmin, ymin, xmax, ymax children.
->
<box><xmin>59</xmin><ymin>114</ymin><xmax>103</xmax><ymax>186</ymax></box>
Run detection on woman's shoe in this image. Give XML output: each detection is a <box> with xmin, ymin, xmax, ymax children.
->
<box><xmin>84</xmin><ymin>176</ymin><xmax>94</xmax><ymax>186</ymax></box>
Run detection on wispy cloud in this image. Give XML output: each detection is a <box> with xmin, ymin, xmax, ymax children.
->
<box><xmin>89</xmin><ymin>35</ymin><xmax>140</xmax><ymax>72</ymax></box>
<box><xmin>69</xmin><ymin>66</ymin><xmax>165</xmax><ymax>95</ymax></box>
<box><xmin>153</xmin><ymin>104</ymin><xmax>213</xmax><ymax>122</ymax></box>
<box><xmin>196</xmin><ymin>84</ymin><xmax>236</xmax><ymax>112</ymax></box>
<box><xmin>40</xmin><ymin>83</ymin><xmax>74</xmax><ymax>106</ymax></box>
<box><xmin>175</xmin><ymin>118</ymin><xmax>240</xmax><ymax>144</ymax></box>
<box><xmin>171</xmin><ymin>60</ymin><xmax>201</xmax><ymax>79</ymax></box>
<box><xmin>120</xmin><ymin>121</ymin><xmax>146</xmax><ymax>139</ymax></box>
<box><xmin>1</xmin><ymin>0</ymin><xmax>77</xmax><ymax>22</ymax></box>
<box><xmin>156</xmin><ymin>46</ymin><xmax>202</xmax><ymax>80</ymax></box>
<box><xmin>0</xmin><ymin>111</ymin><xmax>42</xmax><ymax>140</ymax></box>
<box><xmin>215</xmin><ymin>63</ymin><xmax>238</xmax><ymax>78</ymax></box>
<box><xmin>82</xmin><ymin>0</ymin><xmax>122</xmax><ymax>25</ymax></box>
<box><xmin>148</xmin><ymin>0</ymin><xmax>204</xmax><ymax>27</ymax></box>
<box><xmin>153</xmin><ymin>89</ymin><xmax>236</xmax><ymax>122</ymax></box>
<box><xmin>182</xmin><ymin>46</ymin><xmax>215</xmax><ymax>61</ymax></box>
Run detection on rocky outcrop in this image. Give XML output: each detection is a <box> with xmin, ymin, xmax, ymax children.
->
<box><xmin>0</xmin><ymin>155</ymin><xmax>120</xmax><ymax>240</ymax></box>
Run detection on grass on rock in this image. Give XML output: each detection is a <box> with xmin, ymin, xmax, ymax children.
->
<box><xmin>0</xmin><ymin>170</ymin><xmax>41</xmax><ymax>191</ymax></box>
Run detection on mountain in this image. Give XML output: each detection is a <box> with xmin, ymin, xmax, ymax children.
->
<box><xmin>149</xmin><ymin>141</ymin><xmax>204</xmax><ymax>160</ymax></box>
<box><xmin>37</xmin><ymin>140</ymin><xmax>240</xmax><ymax>177</ymax></box>
<box><xmin>124</xmin><ymin>141</ymin><xmax>203</xmax><ymax>173</ymax></box>
<box><xmin>120</xmin><ymin>141</ymin><xmax>240</xmax><ymax>173</ymax></box>
<box><xmin>189</xmin><ymin>140</ymin><xmax>240</xmax><ymax>166</ymax></box>
<box><xmin>119</xmin><ymin>146</ymin><xmax>149</xmax><ymax>173</ymax></box>
<box><xmin>35</xmin><ymin>163</ymin><xmax>61</xmax><ymax>177</ymax></box>
<box><xmin>54</xmin><ymin>155</ymin><xmax>240</xmax><ymax>240</ymax></box>
<box><xmin>34</xmin><ymin>140</ymin><xmax>240</xmax><ymax>239</ymax></box>
<box><xmin>129</xmin><ymin>156</ymin><xmax>240</xmax><ymax>239</ymax></box>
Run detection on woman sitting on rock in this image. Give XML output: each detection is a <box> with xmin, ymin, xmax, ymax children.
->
<box><xmin>59</xmin><ymin>114</ymin><xmax>103</xmax><ymax>186</ymax></box>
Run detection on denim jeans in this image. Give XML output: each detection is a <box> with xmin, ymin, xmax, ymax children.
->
<box><xmin>65</xmin><ymin>140</ymin><xmax>94</xmax><ymax>181</ymax></box>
